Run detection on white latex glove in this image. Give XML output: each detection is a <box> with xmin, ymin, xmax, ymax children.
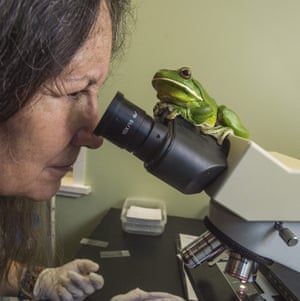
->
<box><xmin>33</xmin><ymin>259</ymin><xmax>104</xmax><ymax>301</ymax></box>
<box><xmin>110</xmin><ymin>288</ymin><xmax>186</xmax><ymax>301</ymax></box>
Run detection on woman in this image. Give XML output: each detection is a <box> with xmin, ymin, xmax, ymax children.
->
<box><xmin>0</xmin><ymin>1</ymin><xmax>184</xmax><ymax>300</ymax></box>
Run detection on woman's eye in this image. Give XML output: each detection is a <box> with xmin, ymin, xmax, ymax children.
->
<box><xmin>67</xmin><ymin>90</ymin><xmax>89</xmax><ymax>101</ymax></box>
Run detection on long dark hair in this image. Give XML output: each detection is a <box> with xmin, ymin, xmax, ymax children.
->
<box><xmin>0</xmin><ymin>0</ymin><xmax>130</xmax><ymax>285</ymax></box>
<box><xmin>0</xmin><ymin>0</ymin><xmax>130</xmax><ymax>122</ymax></box>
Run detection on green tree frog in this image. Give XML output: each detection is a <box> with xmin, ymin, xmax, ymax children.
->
<box><xmin>152</xmin><ymin>67</ymin><xmax>249</xmax><ymax>144</ymax></box>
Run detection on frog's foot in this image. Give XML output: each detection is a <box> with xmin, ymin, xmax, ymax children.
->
<box><xmin>153</xmin><ymin>102</ymin><xmax>179</xmax><ymax>120</ymax></box>
<box><xmin>200</xmin><ymin>125</ymin><xmax>234</xmax><ymax>145</ymax></box>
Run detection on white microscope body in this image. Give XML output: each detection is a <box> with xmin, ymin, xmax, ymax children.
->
<box><xmin>205</xmin><ymin>135</ymin><xmax>300</xmax><ymax>275</ymax></box>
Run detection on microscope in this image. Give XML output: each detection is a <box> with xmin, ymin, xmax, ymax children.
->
<box><xmin>94</xmin><ymin>92</ymin><xmax>300</xmax><ymax>297</ymax></box>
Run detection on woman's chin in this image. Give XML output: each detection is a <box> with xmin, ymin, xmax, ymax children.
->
<box><xmin>24</xmin><ymin>182</ymin><xmax>61</xmax><ymax>202</ymax></box>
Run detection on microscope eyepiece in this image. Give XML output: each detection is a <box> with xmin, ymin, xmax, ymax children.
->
<box><xmin>94</xmin><ymin>92</ymin><xmax>228</xmax><ymax>194</ymax></box>
<box><xmin>94</xmin><ymin>92</ymin><xmax>170</xmax><ymax>163</ymax></box>
<box><xmin>94</xmin><ymin>92</ymin><xmax>153</xmax><ymax>154</ymax></box>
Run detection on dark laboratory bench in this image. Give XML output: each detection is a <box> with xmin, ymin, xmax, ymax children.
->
<box><xmin>76</xmin><ymin>207</ymin><xmax>274</xmax><ymax>301</ymax></box>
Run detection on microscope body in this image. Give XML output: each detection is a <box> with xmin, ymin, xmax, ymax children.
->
<box><xmin>95</xmin><ymin>92</ymin><xmax>300</xmax><ymax>281</ymax></box>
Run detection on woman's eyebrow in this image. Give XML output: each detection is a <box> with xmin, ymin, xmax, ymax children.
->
<box><xmin>65</xmin><ymin>76</ymin><xmax>98</xmax><ymax>88</ymax></box>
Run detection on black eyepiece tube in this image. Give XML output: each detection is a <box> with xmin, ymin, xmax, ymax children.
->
<box><xmin>94</xmin><ymin>92</ymin><xmax>228</xmax><ymax>194</ymax></box>
<box><xmin>94</xmin><ymin>92</ymin><xmax>153</xmax><ymax>153</ymax></box>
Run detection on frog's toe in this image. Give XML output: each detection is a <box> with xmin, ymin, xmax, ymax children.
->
<box><xmin>216</xmin><ymin>128</ymin><xmax>234</xmax><ymax>145</ymax></box>
<box><xmin>200</xmin><ymin>126</ymin><xmax>233</xmax><ymax>145</ymax></box>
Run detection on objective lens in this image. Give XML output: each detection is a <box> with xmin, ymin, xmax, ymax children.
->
<box><xmin>180</xmin><ymin>231</ymin><xmax>225</xmax><ymax>268</ymax></box>
<box><xmin>225</xmin><ymin>251</ymin><xmax>258</xmax><ymax>282</ymax></box>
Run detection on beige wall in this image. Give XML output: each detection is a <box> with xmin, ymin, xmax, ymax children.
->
<box><xmin>56</xmin><ymin>0</ymin><xmax>300</xmax><ymax>260</ymax></box>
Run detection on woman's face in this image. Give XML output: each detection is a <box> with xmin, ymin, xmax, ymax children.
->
<box><xmin>0</xmin><ymin>1</ymin><xmax>112</xmax><ymax>201</ymax></box>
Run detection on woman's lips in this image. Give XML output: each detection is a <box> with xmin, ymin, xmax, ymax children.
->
<box><xmin>48</xmin><ymin>165</ymin><xmax>73</xmax><ymax>177</ymax></box>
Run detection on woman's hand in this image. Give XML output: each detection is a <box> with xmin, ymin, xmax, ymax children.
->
<box><xmin>33</xmin><ymin>259</ymin><xmax>104</xmax><ymax>301</ymax></box>
<box><xmin>111</xmin><ymin>288</ymin><xmax>186</xmax><ymax>301</ymax></box>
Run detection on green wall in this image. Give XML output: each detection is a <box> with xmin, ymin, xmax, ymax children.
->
<box><xmin>56</xmin><ymin>0</ymin><xmax>300</xmax><ymax>260</ymax></box>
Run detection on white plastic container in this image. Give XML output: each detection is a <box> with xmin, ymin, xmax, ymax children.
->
<box><xmin>120</xmin><ymin>197</ymin><xmax>167</xmax><ymax>235</ymax></box>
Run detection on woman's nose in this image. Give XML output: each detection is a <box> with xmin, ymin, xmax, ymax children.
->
<box><xmin>72</xmin><ymin>129</ymin><xmax>104</xmax><ymax>149</ymax></box>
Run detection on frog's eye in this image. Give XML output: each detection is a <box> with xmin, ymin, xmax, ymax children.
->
<box><xmin>179</xmin><ymin>67</ymin><xmax>192</xmax><ymax>79</ymax></box>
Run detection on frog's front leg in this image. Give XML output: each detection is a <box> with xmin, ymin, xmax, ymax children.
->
<box><xmin>217</xmin><ymin>105</ymin><xmax>249</xmax><ymax>138</ymax></box>
<box><xmin>154</xmin><ymin>102</ymin><xmax>214</xmax><ymax>124</ymax></box>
